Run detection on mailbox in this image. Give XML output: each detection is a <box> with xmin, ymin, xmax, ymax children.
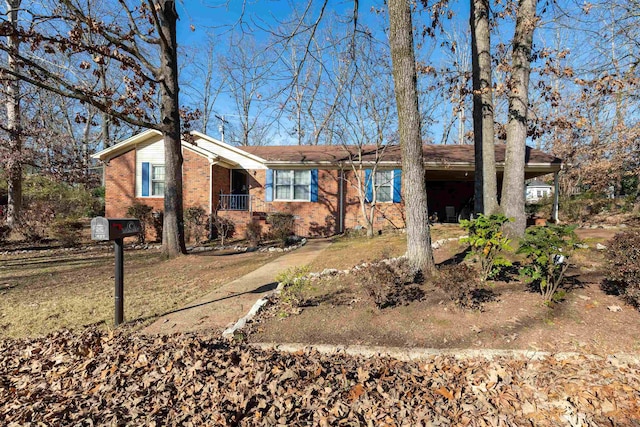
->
<box><xmin>90</xmin><ymin>216</ymin><xmax>142</xmax><ymax>327</ymax></box>
<box><xmin>91</xmin><ymin>217</ymin><xmax>142</xmax><ymax>241</ymax></box>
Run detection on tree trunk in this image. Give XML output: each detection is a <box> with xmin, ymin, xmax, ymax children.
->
<box><xmin>159</xmin><ymin>1</ymin><xmax>186</xmax><ymax>256</ymax></box>
<box><xmin>471</xmin><ymin>0</ymin><xmax>498</xmax><ymax>215</ymax></box>
<box><xmin>501</xmin><ymin>0</ymin><xmax>537</xmax><ymax>237</ymax></box>
<box><xmin>388</xmin><ymin>0</ymin><xmax>435</xmax><ymax>274</ymax></box>
<box><xmin>5</xmin><ymin>0</ymin><xmax>22</xmax><ymax>229</ymax></box>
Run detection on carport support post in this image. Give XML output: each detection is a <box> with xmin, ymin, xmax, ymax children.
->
<box><xmin>114</xmin><ymin>237</ymin><xmax>124</xmax><ymax>326</ymax></box>
<box><xmin>553</xmin><ymin>171</ymin><xmax>559</xmax><ymax>223</ymax></box>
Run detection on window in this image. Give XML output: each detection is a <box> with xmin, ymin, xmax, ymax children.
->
<box><xmin>275</xmin><ymin>170</ymin><xmax>310</xmax><ymax>200</ymax></box>
<box><xmin>536</xmin><ymin>190</ymin><xmax>542</xmax><ymax>198</ymax></box>
<box><xmin>151</xmin><ymin>165</ymin><xmax>165</xmax><ymax>196</ymax></box>
<box><xmin>375</xmin><ymin>170</ymin><xmax>394</xmax><ymax>203</ymax></box>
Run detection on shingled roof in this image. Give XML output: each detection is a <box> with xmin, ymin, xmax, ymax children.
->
<box><xmin>239</xmin><ymin>144</ymin><xmax>561</xmax><ymax>167</ymax></box>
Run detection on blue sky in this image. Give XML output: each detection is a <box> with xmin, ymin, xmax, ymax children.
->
<box><xmin>166</xmin><ymin>0</ymin><xmax>584</xmax><ymax>146</ymax></box>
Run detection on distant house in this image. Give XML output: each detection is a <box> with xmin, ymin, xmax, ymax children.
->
<box><xmin>526</xmin><ymin>180</ymin><xmax>553</xmax><ymax>203</ymax></box>
<box><xmin>92</xmin><ymin>130</ymin><xmax>562</xmax><ymax>239</ymax></box>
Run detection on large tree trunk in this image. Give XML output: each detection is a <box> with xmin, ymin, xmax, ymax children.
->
<box><xmin>5</xmin><ymin>0</ymin><xmax>22</xmax><ymax>229</ymax></box>
<box><xmin>159</xmin><ymin>1</ymin><xmax>186</xmax><ymax>256</ymax></box>
<box><xmin>501</xmin><ymin>0</ymin><xmax>537</xmax><ymax>237</ymax></box>
<box><xmin>388</xmin><ymin>0</ymin><xmax>435</xmax><ymax>274</ymax></box>
<box><xmin>471</xmin><ymin>0</ymin><xmax>498</xmax><ymax>215</ymax></box>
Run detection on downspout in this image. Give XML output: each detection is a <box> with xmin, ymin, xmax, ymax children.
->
<box><xmin>553</xmin><ymin>170</ymin><xmax>560</xmax><ymax>223</ymax></box>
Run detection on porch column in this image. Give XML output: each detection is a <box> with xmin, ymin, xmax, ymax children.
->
<box><xmin>553</xmin><ymin>171</ymin><xmax>559</xmax><ymax>223</ymax></box>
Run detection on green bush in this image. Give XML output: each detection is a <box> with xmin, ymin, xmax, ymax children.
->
<box><xmin>603</xmin><ymin>231</ymin><xmax>640</xmax><ymax>309</ymax></box>
<box><xmin>50</xmin><ymin>218</ymin><xmax>84</xmax><ymax>247</ymax></box>
<box><xmin>267</xmin><ymin>212</ymin><xmax>295</xmax><ymax>247</ymax></box>
<box><xmin>276</xmin><ymin>266</ymin><xmax>312</xmax><ymax>308</ymax></box>
<box><xmin>184</xmin><ymin>206</ymin><xmax>207</xmax><ymax>244</ymax></box>
<box><xmin>23</xmin><ymin>175</ymin><xmax>103</xmax><ymax>218</ymax></box>
<box><xmin>126</xmin><ymin>202</ymin><xmax>153</xmax><ymax>243</ymax></box>
<box><xmin>460</xmin><ymin>213</ymin><xmax>513</xmax><ymax>282</ymax></box>
<box><xmin>517</xmin><ymin>224</ymin><xmax>579</xmax><ymax>305</ymax></box>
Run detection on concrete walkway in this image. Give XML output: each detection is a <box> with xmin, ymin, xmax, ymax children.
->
<box><xmin>143</xmin><ymin>239</ymin><xmax>332</xmax><ymax>335</ymax></box>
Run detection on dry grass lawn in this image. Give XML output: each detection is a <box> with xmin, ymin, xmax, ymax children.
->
<box><xmin>0</xmin><ymin>246</ymin><xmax>280</xmax><ymax>339</ymax></box>
<box><xmin>309</xmin><ymin>224</ymin><xmax>465</xmax><ymax>271</ymax></box>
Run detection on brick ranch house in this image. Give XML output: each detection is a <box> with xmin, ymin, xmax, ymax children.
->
<box><xmin>92</xmin><ymin>129</ymin><xmax>562</xmax><ymax>240</ymax></box>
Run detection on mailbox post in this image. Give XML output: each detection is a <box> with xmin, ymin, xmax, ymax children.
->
<box><xmin>91</xmin><ymin>217</ymin><xmax>142</xmax><ymax>326</ymax></box>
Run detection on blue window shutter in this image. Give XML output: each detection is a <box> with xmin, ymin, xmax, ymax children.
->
<box><xmin>365</xmin><ymin>169</ymin><xmax>372</xmax><ymax>203</ymax></box>
<box><xmin>310</xmin><ymin>169</ymin><xmax>318</xmax><ymax>202</ymax></box>
<box><xmin>141</xmin><ymin>162</ymin><xmax>150</xmax><ymax>197</ymax></box>
<box><xmin>393</xmin><ymin>169</ymin><xmax>402</xmax><ymax>203</ymax></box>
<box><xmin>265</xmin><ymin>169</ymin><xmax>273</xmax><ymax>202</ymax></box>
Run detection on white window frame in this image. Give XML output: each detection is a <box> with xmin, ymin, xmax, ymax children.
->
<box><xmin>151</xmin><ymin>164</ymin><xmax>165</xmax><ymax>197</ymax></box>
<box><xmin>374</xmin><ymin>170</ymin><xmax>394</xmax><ymax>203</ymax></box>
<box><xmin>274</xmin><ymin>169</ymin><xmax>311</xmax><ymax>201</ymax></box>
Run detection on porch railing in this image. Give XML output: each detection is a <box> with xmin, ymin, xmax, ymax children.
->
<box><xmin>218</xmin><ymin>194</ymin><xmax>251</xmax><ymax>212</ymax></box>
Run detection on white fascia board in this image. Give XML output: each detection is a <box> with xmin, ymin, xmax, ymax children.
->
<box><xmin>91</xmin><ymin>129</ymin><xmax>162</xmax><ymax>162</ymax></box>
<box><xmin>182</xmin><ymin>142</ymin><xmax>220</xmax><ymax>163</ymax></box>
<box><xmin>189</xmin><ymin>131</ymin><xmax>268</xmax><ymax>167</ymax></box>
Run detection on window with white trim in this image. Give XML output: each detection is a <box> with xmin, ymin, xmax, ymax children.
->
<box><xmin>375</xmin><ymin>170</ymin><xmax>393</xmax><ymax>203</ymax></box>
<box><xmin>151</xmin><ymin>165</ymin><xmax>165</xmax><ymax>196</ymax></box>
<box><xmin>275</xmin><ymin>170</ymin><xmax>310</xmax><ymax>201</ymax></box>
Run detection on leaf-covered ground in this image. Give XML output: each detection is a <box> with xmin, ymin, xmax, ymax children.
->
<box><xmin>2</xmin><ymin>328</ymin><xmax>640</xmax><ymax>426</ymax></box>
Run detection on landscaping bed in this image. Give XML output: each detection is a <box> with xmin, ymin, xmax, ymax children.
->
<box><xmin>247</xmin><ymin>227</ymin><xmax>640</xmax><ymax>355</ymax></box>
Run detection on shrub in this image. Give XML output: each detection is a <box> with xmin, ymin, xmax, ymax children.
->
<box><xmin>460</xmin><ymin>213</ymin><xmax>513</xmax><ymax>281</ymax></box>
<box><xmin>518</xmin><ymin>224</ymin><xmax>579</xmax><ymax>305</ymax></box>
<box><xmin>213</xmin><ymin>215</ymin><xmax>235</xmax><ymax>246</ymax></box>
<box><xmin>23</xmin><ymin>175</ymin><xmax>103</xmax><ymax>219</ymax></box>
<box><xmin>151</xmin><ymin>211</ymin><xmax>163</xmax><ymax>242</ymax></box>
<box><xmin>245</xmin><ymin>220</ymin><xmax>262</xmax><ymax>247</ymax></box>
<box><xmin>357</xmin><ymin>258</ymin><xmax>424</xmax><ymax>309</ymax></box>
<box><xmin>15</xmin><ymin>199</ymin><xmax>55</xmax><ymax>242</ymax></box>
<box><xmin>184</xmin><ymin>206</ymin><xmax>207</xmax><ymax>244</ymax></box>
<box><xmin>276</xmin><ymin>266</ymin><xmax>312</xmax><ymax>308</ymax></box>
<box><xmin>436</xmin><ymin>264</ymin><xmax>483</xmax><ymax>309</ymax></box>
<box><xmin>603</xmin><ymin>231</ymin><xmax>640</xmax><ymax>308</ymax></box>
<box><xmin>268</xmin><ymin>212</ymin><xmax>295</xmax><ymax>247</ymax></box>
<box><xmin>50</xmin><ymin>218</ymin><xmax>84</xmax><ymax>247</ymax></box>
<box><xmin>126</xmin><ymin>202</ymin><xmax>153</xmax><ymax>243</ymax></box>
<box><xmin>0</xmin><ymin>224</ymin><xmax>10</xmax><ymax>244</ymax></box>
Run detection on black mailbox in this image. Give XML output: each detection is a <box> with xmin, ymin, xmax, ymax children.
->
<box><xmin>91</xmin><ymin>217</ymin><xmax>142</xmax><ymax>241</ymax></box>
<box><xmin>90</xmin><ymin>216</ymin><xmax>142</xmax><ymax>327</ymax></box>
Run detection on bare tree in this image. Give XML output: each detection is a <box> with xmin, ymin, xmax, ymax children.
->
<box><xmin>501</xmin><ymin>0</ymin><xmax>538</xmax><ymax>237</ymax></box>
<box><xmin>388</xmin><ymin>0</ymin><xmax>435</xmax><ymax>273</ymax></box>
<box><xmin>218</xmin><ymin>34</ymin><xmax>274</xmax><ymax>146</ymax></box>
<box><xmin>3</xmin><ymin>0</ymin><xmax>22</xmax><ymax>228</ymax></box>
<box><xmin>0</xmin><ymin>0</ymin><xmax>187</xmax><ymax>256</ymax></box>
<box><xmin>470</xmin><ymin>0</ymin><xmax>498</xmax><ymax>215</ymax></box>
<box><xmin>334</xmin><ymin>36</ymin><xmax>396</xmax><ymax>237</ymax></box>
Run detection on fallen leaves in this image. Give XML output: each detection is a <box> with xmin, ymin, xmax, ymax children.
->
<box><xmin>1</xmin><ymin>328</ymin><xmax>640</xmax><ymax>425</ymax></box>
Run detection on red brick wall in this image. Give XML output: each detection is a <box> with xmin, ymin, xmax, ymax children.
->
<box><xmin>183</xmin><ymin>148</ymin><xmax>211</xmax><ymax>213</ymax></box>
<box><xmin>105</xmin><ymin>152</ymin><xmax>408</xmax><ymax>240</ymax></box>
<box><xmin>104</xmin><ymin>150</ymin><xmax>165</xmax><ymax>217</ymax></box>
<box><xmin>342</xmin><ymin>169</ymin><xmax>406</xmax><ymax>232</ymax></box>
<box><xmin>211</xmin><ymin>165</ymin><xmax>231</xmax><ymax>211</ymax></box>
<box><xmin>251</xmin><ymin>169</ymin><xmax>340</xmax><ymax>237</ymax></box>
